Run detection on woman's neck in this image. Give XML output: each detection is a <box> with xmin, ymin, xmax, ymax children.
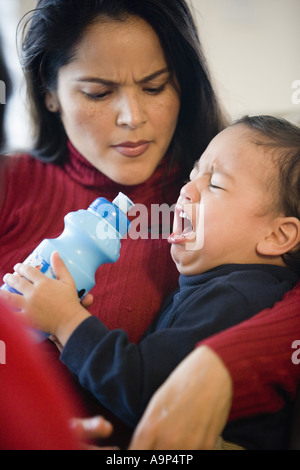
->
<box><xmin>64</xmin><ymin>140</ymin><xmax>183</xmax><ymax>206</ymax></box>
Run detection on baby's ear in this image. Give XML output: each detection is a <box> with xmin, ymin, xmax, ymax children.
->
<box><xmin>257</xmin><ymin>217</ymin><xmax>300</xmax><ymax>256</ymax></box>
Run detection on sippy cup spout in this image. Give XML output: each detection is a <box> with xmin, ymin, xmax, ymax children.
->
<box><xmin>88</xmin><ymin>193</ymin><xmax>134</xmax><ymax>238</ymax></box>
<box><xmin>113</xmin><ymin>192</ymin><xmax>135</xmax><ymax>215</ymax></box>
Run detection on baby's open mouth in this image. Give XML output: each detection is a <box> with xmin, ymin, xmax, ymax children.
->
<box><xmin>168</xmin><ymin>205</ymin><xmax>195</xmax><ymax>243</ymax></box>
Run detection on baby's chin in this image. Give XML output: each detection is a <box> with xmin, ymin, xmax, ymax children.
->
<box><xmin>170</xmin><ymin>248</ymin><xmax>207</xmax><ymax>277</ymax></box>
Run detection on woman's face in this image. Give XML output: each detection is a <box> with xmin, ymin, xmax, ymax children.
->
<box><xmin>46</xmin><ymin>16</ymin><xmax>180</xmax><ymax>185</ymax></box>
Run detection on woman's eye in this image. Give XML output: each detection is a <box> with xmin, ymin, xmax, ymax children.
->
<box><xmin>83</xmin><ymin>91</ymin><xmax>111</xmax><ymax>101</ymax></box>
<box><xmin>144</xmin><ymin>84</ymin><xmax>166</xmax><ymax>95</ymax></box>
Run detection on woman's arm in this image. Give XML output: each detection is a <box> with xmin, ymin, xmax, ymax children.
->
<box><xmin>130</xmin><ymin>283</ymin><xmax>300</xmax><ymax>449</ymax></box>
<box><xmin>129</xmin><ymin>345</ymin><xmax>233</xmax><ymax>450</ymax></box>
<box><xmin>203</xmin><ymin>283</ymin><xmax>300</xmax><ymax>420</ymax></box>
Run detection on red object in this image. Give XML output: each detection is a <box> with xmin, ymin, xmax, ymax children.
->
<box><xmin>202</xmin><ymin>282</ymin><xmax>300</xmax><ymax>420</ymax></box>
<box><xmin>0</xmin><ymin>298</ymin><xmax>81</xmax><ymax>450</ymax></box>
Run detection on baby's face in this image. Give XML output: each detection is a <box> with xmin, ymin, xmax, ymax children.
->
<box><xmin>168</xmin><ymin>124</ymin><xmax>278</xmax><ymax>275</ymax></box>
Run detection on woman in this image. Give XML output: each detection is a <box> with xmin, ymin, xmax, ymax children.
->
<box><xmin>0</xmin><ymin>0</ymin><xmax>299</xmax><ymax>449</ymax></box>
<box><xmin>1</xmin><ymin>0</ymin><xmax>225</xmax><ymax>336</ymax></box>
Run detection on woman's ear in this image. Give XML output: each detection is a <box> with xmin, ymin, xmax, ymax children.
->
<box><xmin>257</xmin><ymin>217</ymin><xmax>300</xmax><ymax>256</ymax></box>
<box><xmin>45</xmin><ymin>92</ymin><xmax>60</xmax><ymax>113</ymax></box>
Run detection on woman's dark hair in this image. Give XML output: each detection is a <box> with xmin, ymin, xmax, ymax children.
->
<box><xmin>0</xmin><ymin>36</ymin><xmax>12</xmax><ymax>150</ymax></box>
<box><xmin>19</xmin><ymin>0</ymin><xmax>227</xmax><ymax>176</ymax></box>
<box><xmin>235</xmin><ymin>115</ymin><xmax>300</xmax><ymax>275</ymax></box>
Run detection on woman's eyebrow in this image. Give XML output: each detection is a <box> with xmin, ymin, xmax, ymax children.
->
<box><xmin>137</xmin><ymin>68</ymin><xmax>170</xmax><ymax>84</ymax></box>
<box><xmin>75</xmin><ymin>68</ymin><xmax>170</xmax><ymax>86</ymax></box>
<box><xmin>75</xmin><ymin>77</ymin><xmax>116</xmax><ymax>86</ymax></box>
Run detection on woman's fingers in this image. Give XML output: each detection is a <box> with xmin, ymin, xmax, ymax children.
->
<box><xmin>81</xmin><ymin>293</ymin><xmax>94</xmax><ymax>309</ymax></box>
<box><xmin>70</xmin><ymin>416</ymin><xmax>114</xmax><ymax>441</ymax></box>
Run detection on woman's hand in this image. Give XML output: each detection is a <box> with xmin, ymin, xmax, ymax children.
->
<box><xmin>1</xmin><ymin>251</ymin><xmax>91</xmax><ymax>346</ymax></box>
<box><xmin>129</xmin><ymin>346</ymin><xmax>233</xmax><ymax>450</ymax></box>
<box><xmin>70</xmin><ymin>416</ymin><xmax>119</xmax><ymax>450</ymax></box>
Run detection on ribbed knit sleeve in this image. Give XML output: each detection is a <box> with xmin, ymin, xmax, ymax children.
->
<box><xmin>201</xmin><ymin>282</ymin><xmax>300</xmax><ymax>421</ymax></box>
<box><xmin>0</xmin><ymin>154</ymin><xmax>89</xmax><ymax>274</ymax></box>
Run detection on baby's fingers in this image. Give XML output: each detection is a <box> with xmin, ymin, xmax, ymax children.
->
<box><xmin>50</xmin><ymin>251</ymin><xmax>74</xmax><ymax>284</ymax></box>
<box><xmin>13</xmin><ymin>263</ymin><xmax>44</xmax><ymax>284</ymax></box>
<box><xmin>3</xmin><ymin>271</ymin><xmax>32</xmax><ymax>294</ymax></box>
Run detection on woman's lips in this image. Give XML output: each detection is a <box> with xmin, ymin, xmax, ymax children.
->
<box><xmin>112</xmin><ymin>141</ymin><xmax>151</xmax><ymax>157</ymax></box>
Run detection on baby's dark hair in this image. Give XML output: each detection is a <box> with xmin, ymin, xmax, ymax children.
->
<box><xmin>234</xmin><ymin>115</ymin><xmax>300</xmax><ymax>275</ymax></box>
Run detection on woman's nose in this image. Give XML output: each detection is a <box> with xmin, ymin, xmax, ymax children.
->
<box><xmin>180</xmin><ymin>180</ymin><xmax>199</xmax><ymax>203</ymax></box>
<box><xmin>116</xmin><ymin>90</ymin><xmax>147</xmax><ymax>129</ymax></box>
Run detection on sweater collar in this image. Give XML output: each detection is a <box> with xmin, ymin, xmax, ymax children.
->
<box><xmin>63</xmin><ymin>141</ymin><xmax>182</xmax><ymax>204</ymax></box>
<box><xmin>179</xmin><ymin>264</ymin><xmax>299</xmax><ymax>287</ymax></box>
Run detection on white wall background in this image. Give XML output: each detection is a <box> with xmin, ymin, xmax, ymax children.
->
<box><xmin>190</xmin><ymin>0</ymin><xmax>300</xmax><ymax>121</ymax></box>
<box><xmin>0</xmin><ymin>0</ymin><xmax>300</xmax><ymax>150</ymax></box>
<box><xmin>0</xmin><ymin>0</ymin><xmax>33</xmax><ymax>149</ymax></box>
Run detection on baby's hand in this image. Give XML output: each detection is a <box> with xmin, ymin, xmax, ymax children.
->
<box><xmin>2</xmin><ymin>251</ymin><xmax>91</xmax><ymax>346</ymax></box>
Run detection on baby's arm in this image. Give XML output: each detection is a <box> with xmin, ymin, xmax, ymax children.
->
<box><xmin>1</xmin><ymin>251</ymin><xmax>91</xmax><ymax>346</ymax></box>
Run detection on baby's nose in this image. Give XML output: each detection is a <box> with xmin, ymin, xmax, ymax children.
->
<box><xmin>180</xmin><ymin>180</ymin><xmax>199</xmax><ymax>203</ymax></box>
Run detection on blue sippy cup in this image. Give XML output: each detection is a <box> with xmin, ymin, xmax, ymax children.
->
<box><xmin>1</xmin><ymin>192</ymin><xmax>134</xmax><ymax>339</ymax></box>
